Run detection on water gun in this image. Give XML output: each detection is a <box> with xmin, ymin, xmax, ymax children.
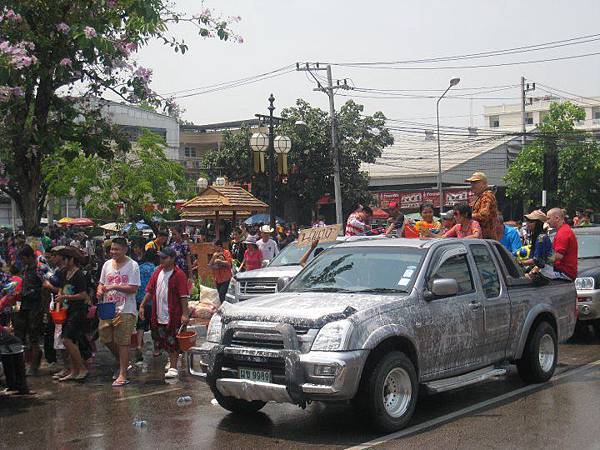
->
<box><xmin>513</xmin><ymin>245</ymin><xmax>531</xmax><ymax>261</ymax></box>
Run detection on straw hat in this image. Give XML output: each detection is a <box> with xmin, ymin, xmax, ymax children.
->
<box><xmin>465</xmin><ymin>171</ymin><xmax>488</xmax><ymax>183</ymax></box>
<box><xmin>524</xmin><ymin>210</ymin><xmax>548</xmax><ymax>222</ymax></box>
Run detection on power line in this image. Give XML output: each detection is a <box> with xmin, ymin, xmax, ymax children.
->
<box><xmin>324</xmin><ymin>33</ymin><xmax>600</xmax><ymax>66</ymax></box>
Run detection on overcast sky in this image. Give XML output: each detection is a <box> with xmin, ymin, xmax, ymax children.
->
<box><xmin>136</xmin><ymin>0</ymin><xmax>600</xmax><ymax>129</ymax></box>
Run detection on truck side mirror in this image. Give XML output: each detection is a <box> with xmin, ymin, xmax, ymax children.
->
<box><xmin>262</xmin><ymin>260</ymin><xmax>270</xmax><ymax>268</ymax></box>
<box><xmin>427</xmin><ymin>278</ymin><xmax>459</xmax><ymax>299</ymax></box>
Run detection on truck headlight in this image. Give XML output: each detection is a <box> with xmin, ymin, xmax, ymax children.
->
<box><xmin>575</xmin><ymin>277</ymin><xmax>595</xmax><ymax>290</ymax></box>
<box><xmin>311</xmin><ymin>320</ymin><xmax>353</xmax><ymax>352</ymax></box>
<box><xmin>227</xmin><ymin>278</ymin><xmax>237</xmax><ymax>296</ymax></box>
<box><xmin>206</xmin><ymin>314</ymin><xmax>223</xmax><ymax>343</ymax></box>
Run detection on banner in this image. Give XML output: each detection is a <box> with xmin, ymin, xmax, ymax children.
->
<box><xmin>378</xmin><ymin>189</ymin><xmax>474</xmax><ymax>210</ymax></box>
<box><xmin>297</xmin><ymin>224</ymin><xmax>341</xmax><ymax>248</ymax></box>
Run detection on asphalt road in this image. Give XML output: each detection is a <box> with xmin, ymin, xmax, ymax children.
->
<box><xmin>1</xmin><ymin>333</ymin><xmax>599</xmax><ymax>450</ymax></box>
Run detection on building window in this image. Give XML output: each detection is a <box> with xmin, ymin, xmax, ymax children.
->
<box><xmin>593</xmin><ymin>107</ymin><xmax>600</xmax><ymax>120</ymax></box>
<box><xmin>525</xmin><ymin>112</ymin><xmax>534</xmax><ymax>125</ymax></box>
<box><xmin>184</xmin><ymin>147</ymin><xmax>198</xmax><ymax>158</ymax></box>
<box><xmin>489</xmin><ymin>115</ymin><xmax>500</xmax><ymax>128</ymax></box>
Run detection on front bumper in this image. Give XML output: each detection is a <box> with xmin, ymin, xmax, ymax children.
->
<box><xmin>188</xmin><ymin>342</ymin><xmax>367</xmax><ymax>404</ymax></box>
<box><xmin>576</xmin><ymin>289</ymin><xmax>600</xmax><ymax>321</ymax></box>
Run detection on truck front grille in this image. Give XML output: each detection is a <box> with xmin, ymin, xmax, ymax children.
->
<box><xmin>239</xmin><ymin>279</ymin><xmax>278</xmax><ymax>296</ymax></box>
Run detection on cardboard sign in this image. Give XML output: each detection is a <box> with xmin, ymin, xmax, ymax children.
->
<box><xmin>297</xmin><ymin>224</ymin><xmax>342</xmax><ymax>248</ymax></box>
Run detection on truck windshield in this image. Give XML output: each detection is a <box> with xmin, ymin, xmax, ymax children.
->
<box><xmin>286</xmin><ymin>247</ymin><xmax>425</xmax><ymax>293</ymax></box>
<box><xmin>577</xmin><ymin>234</ymin><xmax>600</xmax><ymax>259</ymax></box>
<box><xmin>269</xmin><ymin>241</ymin><xmax>336</xmax><ymax>267</ymax></box>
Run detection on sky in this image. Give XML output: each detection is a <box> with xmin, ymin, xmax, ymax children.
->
<box><xmin>136</xmin><ymin>0</ymin><xmax>600</xmax><ymax>129</ymax></box>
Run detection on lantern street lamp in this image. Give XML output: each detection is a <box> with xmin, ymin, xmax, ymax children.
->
<box><xmin>196</xmin><ymin>177</ymin><xmax>208</xmax><ymax>191</ymax></box>
<box><xmin>214</xmin><ymin>176</ymin><xmax>226</xmax><ymax>187</ymax></box>
<box><xmin>274</xmin><ymin>135</ymin><xmax>292</xmax><ymax>175</ymax></box>
<box><xmin>253</xmin><ymin>94</ymin><xmax>293</xmax><ymax>229</ymax></box>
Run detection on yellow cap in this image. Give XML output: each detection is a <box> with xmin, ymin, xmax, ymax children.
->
<box><xmin>465</xmin><ymin>171</ymin><xmax>488</xmax><ymax>182</ymax></box>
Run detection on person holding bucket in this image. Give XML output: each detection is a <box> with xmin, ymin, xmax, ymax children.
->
<box><xmin>139</xmin><ymin>247</ymin><xmax>190</xmax><ymax>379</ymax></box>
<box><xmin>97</xmin><ymin>237</ymin><xmax>141</xmax><ymax>387</ymax></box>
<box><xmin>54</xmin><ymin>247</ymin><xmax>89</xmax><ymax>381</ymax></box>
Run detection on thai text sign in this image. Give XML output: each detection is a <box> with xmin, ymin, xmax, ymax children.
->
<box><xmin>378</xmin><ymin>189</ymin><xmax>473</xmax><ymax>209</ymax></box>
<box><xmin>297</xmin><ymin>224</ymin><xmax>342</xmax><ymax>248</ymax></box>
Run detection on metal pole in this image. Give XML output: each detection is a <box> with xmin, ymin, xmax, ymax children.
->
<box><xmin>326</xmin><ymin>65</ymin><xmax>344</xmax><ymax>227</ymax></box>
<box><xmin>436</xmin><ymin>85</ymin><xmax>452</xmax><ymax>215</ymax></box>
<box><xmin>268</xmin><ymin>94</ymin><xmax>276</xmax><ymax>230</ymax></box>
<box><xmin>521</xmin><ymin>76</ymin><xmax>526</xmax><ymax>147</ymax></box>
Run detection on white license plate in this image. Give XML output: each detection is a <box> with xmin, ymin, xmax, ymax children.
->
<box><xmin>239</xmin><ymin>367</ymin><xmax>272</xmax><ymax>383</ymax></box>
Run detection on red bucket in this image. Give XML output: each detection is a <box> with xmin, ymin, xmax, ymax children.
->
<box><xmin>50</xmin><ymin>308</ymin><xmax>68</xmax><ymax>325</ymax></box>
<box><xmin>176</xmin><ymin>330</ymin><xmax>197</xmax><ymax>352</ymax></box>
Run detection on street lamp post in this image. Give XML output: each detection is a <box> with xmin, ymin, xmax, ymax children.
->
<box><xmin>436</xmin><ymin>77</ymin><xmax>460</xmax><ymax>214</ymax></box>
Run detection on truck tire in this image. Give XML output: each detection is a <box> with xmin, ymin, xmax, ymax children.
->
<box><xmin>355</xmin><ymin>351</ymin><xmax>418</xmax><ymax>432</ymax></box>
<box><xmin>213</xmin><ymin>390</ymin><xmax>266</xmax><ymax>414</ymax></box>
<box><xmin>516</xmin><ymin>321</ymin><xmax>557</xmax><ymax>383</ymax></box>
<box><xmin>593</xmin><ymin>320</ymin><xmax>600</xmax><ymax>340</ymax></box>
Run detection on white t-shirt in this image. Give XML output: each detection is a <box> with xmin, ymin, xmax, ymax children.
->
<box><xmin>257</xmin><ymin>238</ymin><xmax>279</xmax><ymax>261</ymax></box>
<box><xmin>156</xmin><ymin>269</ymin><xmax>173</xmax><ymax>325</ymax></box>
<box><xmin>100</xmin><ymin>258</ymin><xmax>141</xmax><ymax>315</ymax></box>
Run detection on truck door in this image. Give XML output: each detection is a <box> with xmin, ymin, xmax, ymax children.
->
<box><xmin>418</xmin><ymin>243</ymin><xmax>485</xmax><ymax>376</ymax></box>
<box><xmin>470</xmin><ymin>243</ymin><xmax>511</xmax><ymax>363</ymax></box>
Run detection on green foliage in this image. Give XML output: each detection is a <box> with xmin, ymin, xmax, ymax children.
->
<box><xmin>202</xmin><ymin>99</ymin><xmax>393</xmax><ymax>223</ymax></box>
<box><xmin>505</xmin><ymin>101</ymin><xmax>600</xmax><ymax>211</ymax></box>
<box><xmin>44</xmin><ymin>130</ymin><xmax>192</xmax><ymax>221</ymax></box>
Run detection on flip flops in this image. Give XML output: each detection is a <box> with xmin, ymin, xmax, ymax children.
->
<box><xmin>112</xmin><ymin>379</ymin><xmax>130</xmax><ymax>387</ymax></box>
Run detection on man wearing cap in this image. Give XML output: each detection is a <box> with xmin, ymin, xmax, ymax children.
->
<box><xmin>139</xmin><ymin>246</ymin><xmax>189</xmax><ymax>379</ymax></box>
<box><xmin>466</xmin><ymin>172</ymin><xmax>498</xmax><ymax>240</ymax></box>
<box><xmin>257</xmin><ymin>225</ymin><xmax>279</xmax><ymax>262</ymax></box>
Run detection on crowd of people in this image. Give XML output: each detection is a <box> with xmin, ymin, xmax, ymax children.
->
<box><xmin>345</xmin><ymin>171</ymin><xmax>581</xmax><ymax>285</ymax></box>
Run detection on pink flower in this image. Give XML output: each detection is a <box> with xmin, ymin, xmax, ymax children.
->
<box><xmin>134</xmin><ymin>66</ymin><xmax>152</xmax><ymax>82</ymax></box>
<box><xmin>56</xmin><ymin>22</ymin><xmax>70</xmax><ymax>33</ymax></box>
<box><xmin>0</xmin><ymin>41</ymin><xmax>9</xmax><ymax>52</ymax></box>
<box><xmin>5</xmin><ymin>10</ymin><xmax>15</xmax><ymax>19</ymax></box>
<box><xmin>59</xmin><ymin>57</ymin><xmax>72</xmax><ymax>67</ymax></box>
<box><xmin>84</xmin><ymin>26</ymin><xmax>97</xmax><ymax>38</ymax></box>
<box><xmin>10</xmin><ymin>86</ymin><xmax>23</xmax><ymax>96</ymax></box>
<box><xmin>107</xmin><ymin>0</ymin><xmax>117</xmax><ymax>7</ymax></box>
<box><xmin>237</xmin><ymin>36</ymin><xmax>244</xmax><ymax>44</ymax></box>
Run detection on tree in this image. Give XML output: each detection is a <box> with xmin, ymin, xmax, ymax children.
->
<box><xmin>0</xmin><ymin>1</ymin><xmax>240</xmax><ymax>233</ymax></box>
<box><xmin>505</xmin><ymin>101</ymin><xmax>600</xmax><ymax>211</ymax></box>
<box><xmin>203</xmin><ymin>99</ymin><xmax>393</xmax><ymax>224</ymax></box>
<box><xmin>43</xmin><ymin>129</ymin><xmax>191</xmax><ymax>222</ymax></box>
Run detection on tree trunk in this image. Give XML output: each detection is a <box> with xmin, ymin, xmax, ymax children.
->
<box><xmin>16</xmin><ymin>183</ymin><xmax>42</xmax><ymax>235</ymax></box>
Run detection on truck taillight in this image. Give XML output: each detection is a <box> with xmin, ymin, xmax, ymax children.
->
<box><xmin>577</xmin><ymin>297</ymin><xmax>587</xmax><ymax>302</ymax></box>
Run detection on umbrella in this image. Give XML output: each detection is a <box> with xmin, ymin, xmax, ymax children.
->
<box><xmin>57</xmin><ymin>217</ymin><xmax>94</xmax><ymax>227</ymax></box>
<box><xmin>57</xmin><ymin>217</ymin><xmax>74</xmax><ymax>225</ymax></box>
<box><xmin>122</xmin><ymin>220</ymin><xmax>151</xmax><ymax>232</ymax></box>
<box><xmin>244</xmin><ymin>214</ymin><xmax>285</xmax><ymax>225</ymax></box>
<box><xmin>100</xmin><ymin>222</ymin><xmax>121</xmax><ymax>232</ymax></box>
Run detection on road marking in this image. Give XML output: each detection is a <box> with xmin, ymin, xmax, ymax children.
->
<box><xmin>115</xmin><ymin>387</ymin><xmax>182</xmax><ymax>402</ymax></box>
<box><xmin>346</xmin><ymin>359</ymin><xmax>600</xmax><ymax>450</ymax></box>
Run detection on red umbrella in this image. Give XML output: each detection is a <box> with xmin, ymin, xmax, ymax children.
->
<box><xmin>66</xmin><ymin>218</ymin><xmax>95</xmax><ymax>227</ymax></box>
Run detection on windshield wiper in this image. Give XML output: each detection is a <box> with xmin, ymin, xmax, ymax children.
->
<box><xmin>301</xmin><ymin>287</ymin><xmax>353</xmax><ymax>293</ymax></box>
<box><xmin>352</xmin><ymin>287</ymin><xmax>408</xmax><ymax>294</ymax></box>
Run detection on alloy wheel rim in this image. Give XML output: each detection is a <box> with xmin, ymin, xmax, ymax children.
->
<box><xmin>382</xmin><ymin>367</ymin><xmax>412</xmax><ymax>418</ymax></box>
<box><xmin>538</xmin><ymin>333</ymin><xmax>555</xmax><ymax>373</ymax></box>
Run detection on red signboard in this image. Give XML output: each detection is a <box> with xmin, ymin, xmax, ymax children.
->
<box><xmin>378</xmin><ymin>189</ymin><xmax>474</xmax><ymax>210</ymax></box>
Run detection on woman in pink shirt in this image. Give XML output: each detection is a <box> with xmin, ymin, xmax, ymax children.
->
<box><xmin>443</xmin><ymin>203</ymin><xmax>482</xmax><ymax>239</ymax></box>
<box><xmin>240</xmin><ymin>235</ymin><xmax>263</xmax><ymax>272</ymax></box>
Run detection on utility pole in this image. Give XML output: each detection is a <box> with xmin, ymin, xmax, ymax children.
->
<box><xmin>296</xmin><ymin>63</ymin><xmax>351</xmax><ymax>228</ymax></box>
<box><xmin>520</xmin><ymin>76</ymin><xmax>536</xmax><ymax>147</ymax></box>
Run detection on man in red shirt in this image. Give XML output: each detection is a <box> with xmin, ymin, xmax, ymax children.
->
<box><xmin>545</xmin><ymin>208</ymin><xmax>578</xmax><ymax>280</ymax></box>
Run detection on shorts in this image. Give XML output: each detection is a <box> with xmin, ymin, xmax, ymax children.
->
<box><xmin>151</xmin><ymin>325</ymin><xmax>180</xmax><ymax>354</ymax></box>
<box><xmin>61</xmin><ymin>304</ymin><xmax>87</xmax><ymax>343</ymax></box>
<box><xmin>136</xmin><ymin>304</ymin><xmax>152</xmax><ymax>332</ymax></box>
<box><xmin>14</xmin><ymin>308</ymin><xmax>44</xmax><ymax>347</ymax></box>
<box><xmin>98</xmin><ymin>313</ymin><xmax>137</xmax><ymax>346</ymax></box>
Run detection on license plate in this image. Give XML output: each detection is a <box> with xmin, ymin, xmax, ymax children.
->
<box><xmin>239</xmin><ymin>367</ymin><xmax>272</xmax><ymax>383</ymax></box>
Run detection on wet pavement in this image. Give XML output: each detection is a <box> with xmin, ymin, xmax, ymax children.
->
<box><xmin>1</xmin><ymin>334</ymin><xmax>599</xmax><ymax>450</ymax></box>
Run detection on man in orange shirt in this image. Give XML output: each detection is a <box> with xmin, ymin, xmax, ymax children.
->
<box><xmin>466</xmin><ymin>171</ymin><xmax>498</xmax><ymax>240</ymax></box>
<box><xmin>209</xmin><ymin>240</ymin><xmax>233</xmax><ymax>303</ymax></box>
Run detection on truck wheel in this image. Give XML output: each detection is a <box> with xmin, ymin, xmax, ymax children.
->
<box><xmin>213</xmin><ymin>390</ymin><xmax>266</xmax><ymax>414</ymax></box>
<box><xmin>516</xmin><ymin>321</ymin><xmax>557</xmax><ymax>383</ymax></box>
<box><xmin>355</xmin><ymin>351</ymin><xmax>418</xmax><ymax>432</ymax></box>
<box><xmin>593</xmin><ymin>320</ymin><xmax>600</xmax><ymax>340</ymax></box>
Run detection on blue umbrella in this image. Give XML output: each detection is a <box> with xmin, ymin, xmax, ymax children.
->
<box><xmin>244</xmin><ymin>214</ymin><xmax>285</xmax><ymax>225</ymax></box>
<box><xmin>123</xmin><ymin>220</ymin><xmax>151</xmax><ymax>232</ymax></box>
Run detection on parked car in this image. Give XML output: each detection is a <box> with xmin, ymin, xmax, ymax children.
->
<box><xmin>189</xmin><ymin>238</ymin><xmax>576</xmax><ymax>432</ymax></box>
<box><xmin>573</xmin><ymin>226</ymin><xmax>600</xmax><ymax>336</ymax></box>
<box><xmin>227</xmin><ymin>236</ymin><xmax>384</xmax><ymax>302</ymax></box>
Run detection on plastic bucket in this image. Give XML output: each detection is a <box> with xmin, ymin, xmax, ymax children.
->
<box><xmin>176</xmin><ymin>330</ymin><xmax>197</xmax><ymax>352</ymax></box>
<box><xmin>50</xmin><ymin>308</ymin><xmax>67</xmax><ymax>325</ymax></box>
<box><xmin>97</xmin><ymin>302</ymin><xmax>116</xmax><ymax>320</ymax></box>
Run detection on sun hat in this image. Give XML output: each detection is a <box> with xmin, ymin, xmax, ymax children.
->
<box><xmin>243</xmin><ymin>235</ymin><xmax>258</xmax><ymax>245</ymax></box>
<box><xmin>524</xmin><ymin>210</ymin><xmax>548</xmax><ymax>222</ymax></box>
<box><xmin>465</xmin><ymin>171</ymin><xmax>488</xmax><ymax>183</ymax></box>
<box><xmin>260</xmin><ymin>224</ymin><xmax>274</xmax><ymax>233</ymax></box>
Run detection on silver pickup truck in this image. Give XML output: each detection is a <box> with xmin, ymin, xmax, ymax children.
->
<box><xmin>189</xmin><ymin>238</ymin><xmax>576</xmax><ymax>432</ymax></box>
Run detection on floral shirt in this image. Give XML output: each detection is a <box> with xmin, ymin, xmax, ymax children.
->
<box><xmin>445</xmin><ymin>220</ymin><xmax>482</xmax><ymax>238</ymax></box>
<box><xmin>169</xmin><ymin>240</ymin><xmax>190</xmax><ymax>275</ymax></box>
<box><xmin>471</xmin><ymin>189</ymin><xmax>498</xmax><ymax>240</ymax></box>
